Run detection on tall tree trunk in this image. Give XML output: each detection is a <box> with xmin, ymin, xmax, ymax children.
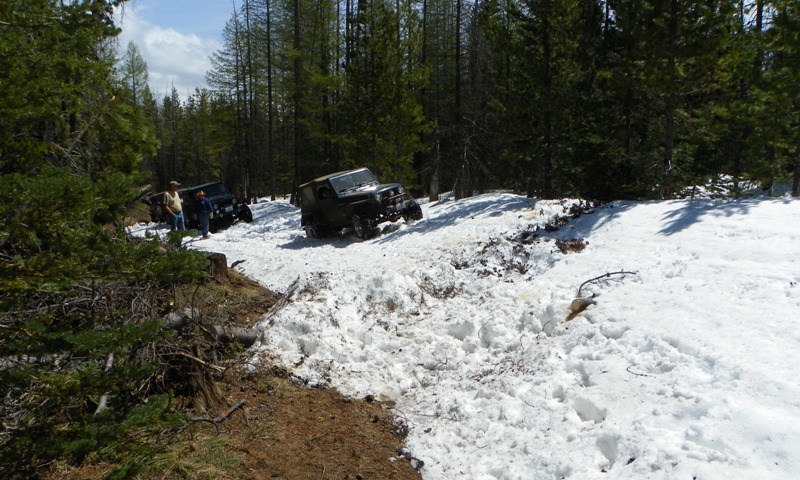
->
<box><xmin>542</xmin><ymin>10</ymin><xmax>553</xmax><ymax>200</ymax></box>
<box><xmin>267</xmin><ymin>0</ymin><xmax>276</xmax><ymax>200</ymax></box>
<box><xmin>320</xmin><ymin>0</ymin><xmax>333</xmax><ymax>173</ymax></box>
<box><xmin>244</xmin><ymin>0</ymin><xmax>256</xmax><ymax>200</ymax></box>
<box><xmin>662</xmin><ymin>0</ymin><xmax>678</xmax><ymax>199</ymax></box>
<box><xmin>430</xmin><ymin>139</ymin><xmax>440</xmax><ymax>201</ymax></box>
<box><xmin>292</xmin><ymin>0</ymin><xmax>302</xmax><ymax>191</ymax></box>
<box><xmin>793</xmin><ymin>140</ymin><xmax>800</xmax><ymax>197</ymax></box>
<box><xmin>454</xmin><ymin>0</ymin><xmax>467</xmax><ymax>199</ymax></box>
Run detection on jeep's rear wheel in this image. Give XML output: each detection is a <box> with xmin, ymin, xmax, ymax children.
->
<box><xmin>305</xmin><ymin>219</ymin><xmax>324</xmax><ymax>239</ymax></box>
<box><xmin>352</xmin><ymin>214</ymin><xmax>377</xmax><ymax>239</ymax></box>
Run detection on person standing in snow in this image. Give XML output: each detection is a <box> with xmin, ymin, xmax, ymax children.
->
<box><xmin>196</xmin><ymin>190</ymin><xmax>213</xmax><ymax>239</ymax></box>
<box><xmin>163</xmin><ymin>180</ymin><xmax>185</xmax><ymax>231</ymax></box>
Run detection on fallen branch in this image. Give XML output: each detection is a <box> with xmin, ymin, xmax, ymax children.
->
<box><xmin>212</xmin><ymin>325</ymin><xmax>259</xmax><ymax>347</ymax></box>
<box><xmin>170</xmin><ymin>351</ymin><xmax>226</xmax><ymax>373</ymax></box>
<box><xmin>189</xmin><ymin>400</ymin><xmax>248</xmax><ymax>434</ymax></box>
<box><xmin>576</xmin><ymin>270</ymin><xmax>637</xmax><ymax>298</ymax></box>
<box><xmin>626</xmin><ymin>364</ymin><xmax>651</xmax><ymax>377</ymax></box>
<box><xmin>565</xmin><ymin>270</ymin><xmax>637</xmax><ymax>321</ymax></box>
<box><xmin>163</xmin><ymin>313</ymin><xmax>259</xmax><ymax>347</ymax></box>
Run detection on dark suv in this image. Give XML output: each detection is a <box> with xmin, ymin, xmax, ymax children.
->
<box><xmin>297</xmin><ymin>167</ymin><xmax>423</xmax><ymax>239</ymax></box>
<box><xmin>145</xmin><ymin>182</ymin><xmax>253</xmax><ymax>231</ymax></box>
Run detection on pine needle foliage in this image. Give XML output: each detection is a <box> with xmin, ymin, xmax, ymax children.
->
<box><xmin>0</xmin><ymin>1</ymin><xmax>211</xmax><ymax>476</ymax></box>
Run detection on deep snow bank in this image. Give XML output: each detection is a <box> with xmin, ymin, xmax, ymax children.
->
<box><xmin>136</xmin><ymin>193</ymin><xmax>800</xmax><ymax>479</ymax></box>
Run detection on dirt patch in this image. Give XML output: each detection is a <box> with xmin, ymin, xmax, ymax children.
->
<box><xmin>48</xmin><ymin>261</ymin><xmax>422</xmax><ymax>480</ymax></box>
<box><xmin>213</xmin><ymin>368</ymin><xmax>420</xmax><ymax>480</ymax></box>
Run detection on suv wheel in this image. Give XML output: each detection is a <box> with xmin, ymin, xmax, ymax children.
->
<box><xmin>238</xmin><ymin>205</ymin><xmax>253</xmax><ymax>223</ymax></box>
<box><xmin>352</xmin><ymin>214</ymin><xmax>377</xmax><ymax>240</ymax></box>
<box><xmin>305</xmin><ymin>219</ymin><xmax>323</xmax><ymax>239</ymax></box>
<box><xmin>404</xmin><ymin>204</ymin><xmax>423</xmax><ymax>222</ymax></box>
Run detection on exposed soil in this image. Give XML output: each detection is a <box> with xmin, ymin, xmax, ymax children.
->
<box><xmin>212</xmin><ymin>367</ymin><xmax>420</xmax><ymax>480</ymax></box>
<box><xmin>48</xmin><ymin>244</ymin><xmax>422</xmax><ymax>480</ymax></box>
<box><xmin>165</xmin><ymin>265</ymin><xmax>422</xmax><ymax>479</ymax></box>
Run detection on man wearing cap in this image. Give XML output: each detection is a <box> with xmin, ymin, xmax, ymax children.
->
<box><xmin>163</xmin><ymin>180</ymin><xmax>185</xmax><ymax>231</ymax></box>
<box><xmin>196</xmin><ymin>190</ymin><xmax>213</xmax><ymax>239</ymax></box>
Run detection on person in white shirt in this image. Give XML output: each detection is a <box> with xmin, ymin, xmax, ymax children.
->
<box><xmin>162</xmin><ymin>180</ymin><xmax>185</xmax><ymax>231</ymax></box>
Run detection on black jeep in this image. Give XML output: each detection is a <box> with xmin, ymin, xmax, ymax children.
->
<box><xmin>145</xmin><ymin>182</ymin><xmax>253</xmax><ymax>231</ymax></box>
<box><xmin>297</xmin><ymin>167</ymin><xmax>423</xmax><ymax>240</ymax></box>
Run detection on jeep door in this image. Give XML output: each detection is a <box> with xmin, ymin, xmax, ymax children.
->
<box><xmin>318</xmin><ymin>181</ymin><xmax>347</xmax><ymax>226</ymax></box>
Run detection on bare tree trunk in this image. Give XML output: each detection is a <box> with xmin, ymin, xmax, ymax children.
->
<box><xmin>429</xmin><ymin>138</ymin><xmax>440</xmax><ymax>201</ymax></box>
<box><xmin>267</xmin><ymin>0</ymin><xmax>276</xmax><ymax>200</ymax></box>
<box><xmin>292</xmin><ymin>0</ymin><xmax>302</xmax><ymax>192</ymax></box>
<box><xmin>792</xmin><ymin>141</ymin><xmax>800</xmax><ymax>197</ymax></box>
<box><xmin>662</xmin><ymin>0</ymin><xmax>678</xmax><ymax>199</ymax></box>
<box><xmin>244</xmin><ymin>0</ymin><xmax>254</xmax><ymax>201</ymax></box>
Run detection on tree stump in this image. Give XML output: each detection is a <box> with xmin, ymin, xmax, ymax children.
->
<box><xmin>207</xmin><ymin>252</ymin><xmax>230</xmax><ymax>282</ymax></box>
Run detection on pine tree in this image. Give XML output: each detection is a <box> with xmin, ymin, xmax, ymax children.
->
<box><xmin>118</xmin><ymin>41</ymin><xmax>151</xmax><ymax>107</ymax></box>
<box><xmin>0</xmin><ymin>1</ymin><xmax>209</xmax><ymax>474</ymax></box>
<box><xmin>607</xmin><ymin>0</ymin><xmax>739</xmax><ymax>198</ymax></box>
<box><xmin>341</xmin><ymin>0</ymin><xmax>430</xmax><ymax>186</ymax></box>
<box><xmin>767</xmin><ymin>0</ymin><xmax>800</xmax><ymax>196</ymax></box>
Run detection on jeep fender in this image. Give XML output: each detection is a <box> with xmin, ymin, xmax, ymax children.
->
<box><xmin>348</xmin><ymin>199</ymin><xmax>379</xmax><ymax>219</ymax></box>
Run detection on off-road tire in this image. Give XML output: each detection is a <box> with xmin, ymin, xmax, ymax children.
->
<box><xmin>403</xmin><ymin>204</ymin><xmax>423</xmax><ymax>222</ymax></box>
<box><xmin>352</xmin><ymin>214</ymin><xmax>377</xmax><ymax>240</ymax></box>
<box><xmin>305</xmin><ymin>219</ymin><xmax>324</xmax><ymax>239</ymax></box>
<box><xmin>239</xmin><ymin>205</ymin><xmax>253</xmax><ymax>223</ymax></box>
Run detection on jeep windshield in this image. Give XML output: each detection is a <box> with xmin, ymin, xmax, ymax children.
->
<box><xmin>330</xmin><ymin>169</ymin><xmax>379</xmax><ymax>195</ymax></box>
<box><xmin>202</xmin><ymin>183</ymin><xmax>232</xmax><ymax>197</ymax></box>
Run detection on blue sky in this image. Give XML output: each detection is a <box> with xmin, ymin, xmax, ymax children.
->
<box><xmin>115</xmin><ymin>0</ymin><xmax>235</xmax><ymax>99</ymax></box>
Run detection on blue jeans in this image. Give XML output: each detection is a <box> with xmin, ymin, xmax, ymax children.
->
<box><xmin>170</xmin><ymin>213</ymin><xmax>185</xmax><ymax>231</ymax></box>
<box><xmin>199</xmin><ymin>213</ymin><xmax>210</xmax><ymax>237</ymax></box>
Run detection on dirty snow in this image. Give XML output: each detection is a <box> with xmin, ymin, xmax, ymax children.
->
<box><xmin>131</xmin><ymin>192</ymin><xmax>800</xmax><ymax>479</ymax></box>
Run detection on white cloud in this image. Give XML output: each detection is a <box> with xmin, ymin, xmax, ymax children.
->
<box><xmin>115</xmin><ymin>5</ymin><xmax>222</xmax><ymax>99</ymax></box>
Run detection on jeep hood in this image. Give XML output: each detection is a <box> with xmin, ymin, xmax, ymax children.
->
<box><xmin>337</xmin><ymin>183</ymin><xmax>401</xmax><ymax>199</ymax></box>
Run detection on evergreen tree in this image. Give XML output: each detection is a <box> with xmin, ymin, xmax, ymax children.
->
<box><xmin>767</xmin><ymin>0</ymin><xmax>800</xmax><ymax>196</ymax></box>
<box><xmin>607</xmin><ymin>0</ymin><xmax>738</xmax><ymax>198</ymax></box>
<box><xmin>419</xmin><ymin>0</ymin><xmax>463</xmax><ymax>198</ymax></box>
<box><xmin>481</xmin><ymin>0</ymin><xmax>583</xmax><ymax>198</ymax></box>
<box><xmin>118</xmin><ymin>41</ymin><xmax>151</xmax><ymax>107</ymax></box>
<box><xmin>0</xmin><ymin>1</ymin><xmax>209</xmax><ymax>474</ymax></box>
<box><xmin>341</xmin><ymin>0</ymin><xmax>430</xmax><ymax>186</ymax></box>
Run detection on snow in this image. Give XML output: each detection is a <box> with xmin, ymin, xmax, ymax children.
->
<box><xmin>130</xmin><ymin>192</ymin><xmax>800</xmax><ymax>479</ymax></box>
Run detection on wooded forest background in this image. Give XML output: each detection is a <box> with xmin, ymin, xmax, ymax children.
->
<box><xmin>120</xmin><ymin>0</ymin><xmax>800</xmax><ymax>202</ymax></box>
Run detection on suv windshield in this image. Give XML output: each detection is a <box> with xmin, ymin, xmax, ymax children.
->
<box><xmin>201</xmin><ymin>183</ymin><xmax>232</xmax><ymax>197</ymax></box>
<box><xmin>330</xmin><ymin>169</ymin><xmax>378</xmax><ymax>194</ymax></box>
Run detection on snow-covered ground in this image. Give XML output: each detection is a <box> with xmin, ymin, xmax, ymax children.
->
<box><xmin>132</xmin><ymin>192</ymin><xmax>800</xmax><ymax>479</ymax></box>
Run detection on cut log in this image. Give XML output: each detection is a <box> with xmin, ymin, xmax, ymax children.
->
<box><xmin>213</xmin><ymin>326</ymin><xmax>260</xmax><ymax>347</ymax></box>
<box><xmin>163</xmin><ymin>311</ymin><xmax>259</xmax><ymax>347</ymax></box>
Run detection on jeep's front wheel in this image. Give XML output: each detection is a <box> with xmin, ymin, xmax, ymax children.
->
<box><xmin>352</xmin><ymin>214</ymin><xmax>377</xmax><ymax>240</ymax></box>
<box><xmin>238</xmin><ymin>205</ymin><xmax>253</xmax><ymax>223</ymax></box>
